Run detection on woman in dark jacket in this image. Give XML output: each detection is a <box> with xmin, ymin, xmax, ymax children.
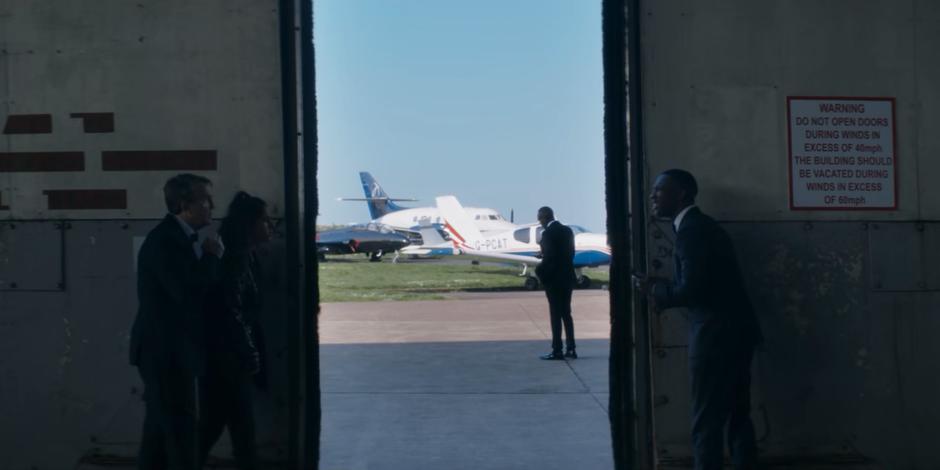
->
<box><xmin>200</xmin><ymin>191</ymin><xmax>273</xmax><ymax>470</ymax></box>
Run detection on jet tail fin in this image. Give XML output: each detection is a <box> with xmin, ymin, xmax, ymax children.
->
<box><xmin>435</xmin><ymin>195</ymin><xmax>483</xmax><ymax>249</ymax></box>
<box><xmin>359</xmin><ymin>172</ymin><xmax>406</xmax><ymax>219</ymax></box>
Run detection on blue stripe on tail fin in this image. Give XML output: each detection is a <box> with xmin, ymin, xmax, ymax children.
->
<box><xmin>359</xmin><ymin>172</ymin><xmax>405</xmax><ymax>219</ymax></box>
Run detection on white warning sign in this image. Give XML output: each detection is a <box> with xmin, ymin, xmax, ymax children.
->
<box><xmin>788</xmin><ymin>97</ymin><xmax>897</xmax><ymax>210</ymax></box>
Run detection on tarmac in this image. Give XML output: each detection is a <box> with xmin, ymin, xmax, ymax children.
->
<box><xmin>320</xmin><ymin>290</ymin><xmax>613</xmax><ymax>470</ymax></box>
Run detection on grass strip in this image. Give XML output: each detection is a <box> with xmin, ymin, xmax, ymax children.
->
<box><xmin>319</xmin><ymin>255</ymin><xmax>609</xmax><ymax>302</ymax></box>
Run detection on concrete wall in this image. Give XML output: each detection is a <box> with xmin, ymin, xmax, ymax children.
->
<box><xmin>641</xmin><ymin>1</ymin><xmax>940</xmax><ymax>468</ymax></box>
<box><xmin>641</xmin><ymin>0</ymin><xmax>939</xmax><ymax>221</ymax></box>
<box><xmin>0</xmin><ymin>1</ymin><xmax>289</xmax><ymax>468</ymax></box>
<box><xmin>0</xmin><ymin>0</ymin><xmax>284</xmax><ymax>219</ymax></box>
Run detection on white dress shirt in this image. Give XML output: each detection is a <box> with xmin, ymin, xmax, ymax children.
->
<box><xmin>673</xmin><ymin>205</ymin><xmax>696</xmax><ymax>233</ymax></box>
<box><xmin>173</xmin><ymin>214</ymin><xmax>202</xmax><ymax>258</ymax></box>
<box><xmin>172</xmin><ymin>214</ymin><xmax>225</xmax><ymax>259</ymax></box>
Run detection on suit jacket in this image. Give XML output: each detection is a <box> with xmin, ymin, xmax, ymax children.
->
<box><xmin>652</xmin><ymin>207</ymin><xmax>762</xmax><ymax>358</ymax></box>
<box><xmin>130</xmin><ymin>214</ymin><xmax>220</xmax><ymax>376</ymax></box>
<box><xmin>535</xmin><ymin>221</ymin><xmax>577</xmax><ymax>289</ymax></box>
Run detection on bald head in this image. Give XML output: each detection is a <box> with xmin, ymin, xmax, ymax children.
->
<box><xmin>650</xmin><ymin>169</ymin><xmax>698</xmax><ymax>219</ymax></box>
<box><xmin>537</xmin><ymin>206</ymin><xmax>554</xmax><ymax>227</ymax></box>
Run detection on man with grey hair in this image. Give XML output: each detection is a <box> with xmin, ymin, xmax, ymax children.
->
<box><xmin>130</xmin><ymin>173</ymin><xmax>223</xmax><ymax>469</ymax></box>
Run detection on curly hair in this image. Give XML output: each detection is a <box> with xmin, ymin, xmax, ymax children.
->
<box><xmin>219</xmin><ymin>191</ymin><xmax>268</xmax><ymax>253</ymax></box>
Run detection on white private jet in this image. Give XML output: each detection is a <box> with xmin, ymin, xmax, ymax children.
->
<box><xmin>339</xmin><ymin>172</ymin><xmax>517</xmax><ymax>234</ymax></box>
<box><xmin>433</xmin><ymin>195</ymin><xmax>611</xmax><ymax>290</ymax></box>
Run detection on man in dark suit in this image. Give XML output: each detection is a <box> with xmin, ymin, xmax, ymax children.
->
<box><xmin>130</xmin><ymin>174</ymin><xmax>223</xmax><ymax>470</ymax></box>
<box><xmin>636</xmin><ymin>169</ymin><xmax>762</xmax><ymax>470</ymax></box>
<box><xmin>535</xmin><ymin>206</ymin><xmax>578</xmax><ymax>360</ymax></box>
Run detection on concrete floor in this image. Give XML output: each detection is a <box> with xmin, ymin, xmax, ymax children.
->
<box><xmin>320</xmin><ymin>290</ymin><xmax>613</xmax><ymax>470</ymax></box>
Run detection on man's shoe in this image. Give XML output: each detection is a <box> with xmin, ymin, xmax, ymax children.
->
<box><xmin>540</xmin><ymin>352</ymin><xmax>565</xmax><ymax>360</ymax></box>
<box><xmin>565</xmin><ymin>350</ymin><xmax>578</xmax><ymax>359</ymax></box>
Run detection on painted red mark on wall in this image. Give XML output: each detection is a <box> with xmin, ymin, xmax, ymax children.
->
<box><xmin>70</xmin><ymin>113</ymin><xmax>115</xmax><ymax>133</ymax></box>
<box><xmin>43</xmin><ymin>189</ymin><xmax>127</xmax><ymax>210</ymax></box>
<box><xmin>3</xmin><ymin>114</ymin><xmax>52</xmax><ymax>134</ymax></box>
<box><xmin>102</xmin><ymin>150</ymin><xmax>217</xmax><ymax>171</ymax></box>
<box><xmin>2</xmin><ymin>110</ymin><xmax>220</xmax><ymax>213</ymax></box>
<box><xmin>0</xmin><ymin>152</ymin><xmax>85</xmax><ymax>172</ymax></box>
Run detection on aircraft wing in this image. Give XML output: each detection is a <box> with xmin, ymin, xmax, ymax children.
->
<box><xmin>316</xmin><ymin>238</ymin><xmax>358</xmax><ymax>254</ymax></box>
<box><xmin>454</xmin><ymin>248</ymin><xmax>542</xmax><ymax>266</ymax></box>
<box><xmin>336</xmin><ymin>197</ymin><xmax>418</xmax><ymax>202</ymax></box>
<box><xmin>417</xmin><ymin>226</ymin><xmax>446</xmax><ymax>246</ymax></box>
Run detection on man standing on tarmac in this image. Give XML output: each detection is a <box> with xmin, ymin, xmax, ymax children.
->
<box><xmin>635</xmin><ymin>169</ymin><xmax>762</xmax><ymax>470</ymax></box>
<box><xmin>535</xmin><ymin>206</ymin><xmax>578</xmax><ymax>360</ymax></box>
<box><xmin>130</xmin><ymin>174</ymin><xmax>223</xmax><ymax>469</ymax></box>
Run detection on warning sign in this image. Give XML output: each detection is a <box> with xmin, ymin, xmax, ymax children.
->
<box><xmin>787</xmin><ymin>97</ymin><xmax>897</xmax><ymax>210</ymax></box>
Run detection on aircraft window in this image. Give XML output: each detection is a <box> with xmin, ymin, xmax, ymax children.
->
<box><xmin>475</xmin><ymin>215</ymin><xmax>481</xmax><ymax>220</ymax></box>
<box><xmin>513</xmin><ymin>228</ymin><xmax>530</xmax><ymax>244</ymax></box>
<box><xmin>436</xmin><ymin>217</ymin><xmax>441</xmax><ymax>223</ymax></box>
<box><xmin>489</xmin><ymin>215</ymin><xmax>498</xmax><ymax>220</ymax></box>
<box><xmin>536</xmin><ymin>227</ymin><xmax>545</xmax><ymax>243</ymax></box>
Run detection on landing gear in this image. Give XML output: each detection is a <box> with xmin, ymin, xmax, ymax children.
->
<box><xmin>524</xmin><ymin>277</ymin><xmax>540</xmax><ymax>291</ymax></box>
<box><xmin>576</xmin><ymin>275</ymin><xmax>592</xmax><ymax>289</ymax></box>
<box><xmin>369</xmin><ymin>250</ymin><xmax>384</xmax><ymax>262</ymax></box>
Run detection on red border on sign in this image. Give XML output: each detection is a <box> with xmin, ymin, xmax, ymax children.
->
<box><xmin>786</xmin><ymin>96</ymin><xmax>898</xmax><ymax>211</ymax></box>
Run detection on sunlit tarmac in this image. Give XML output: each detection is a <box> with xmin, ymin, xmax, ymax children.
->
<box><xmin>320</xmin><ymin>290</ymin><xmax>613</xmax><ymax>470</ymax></box>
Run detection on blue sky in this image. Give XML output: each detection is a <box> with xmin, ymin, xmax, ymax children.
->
<box><xmin>314</xmin><ymin>0</ymin><xmax>605</xmax><ymax>231</ymax></box>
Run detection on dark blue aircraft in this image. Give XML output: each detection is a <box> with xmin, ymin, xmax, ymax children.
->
<box><xmin>316</xmin><ymin>223</ymin><xmax>413</xmax><ymax>262</ymax></box>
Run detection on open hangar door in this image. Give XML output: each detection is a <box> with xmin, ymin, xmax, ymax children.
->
<box><xmin>5</xmin><ymin>0</ymin><xmax>940</xmax><ymax>468</ymax></box>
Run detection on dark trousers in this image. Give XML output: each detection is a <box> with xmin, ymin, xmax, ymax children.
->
<box><xmin>199</xmin><ymin>366</ymin><xmax>258</xmax><ymax>470</ymax></box>
<box><xmin>689</xmin><ymin>346</ymin><xmax>757</xmax><ymax>470</ymax></box>
<box><xmin>137</xmin><ymin>363</ymin><xmax>200</xmax><ymax>470</ymax></box>
<box><xmin>545</xmin><ymin>286</ymin><xmax>575</xmax><ymax>353</ymax></box>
